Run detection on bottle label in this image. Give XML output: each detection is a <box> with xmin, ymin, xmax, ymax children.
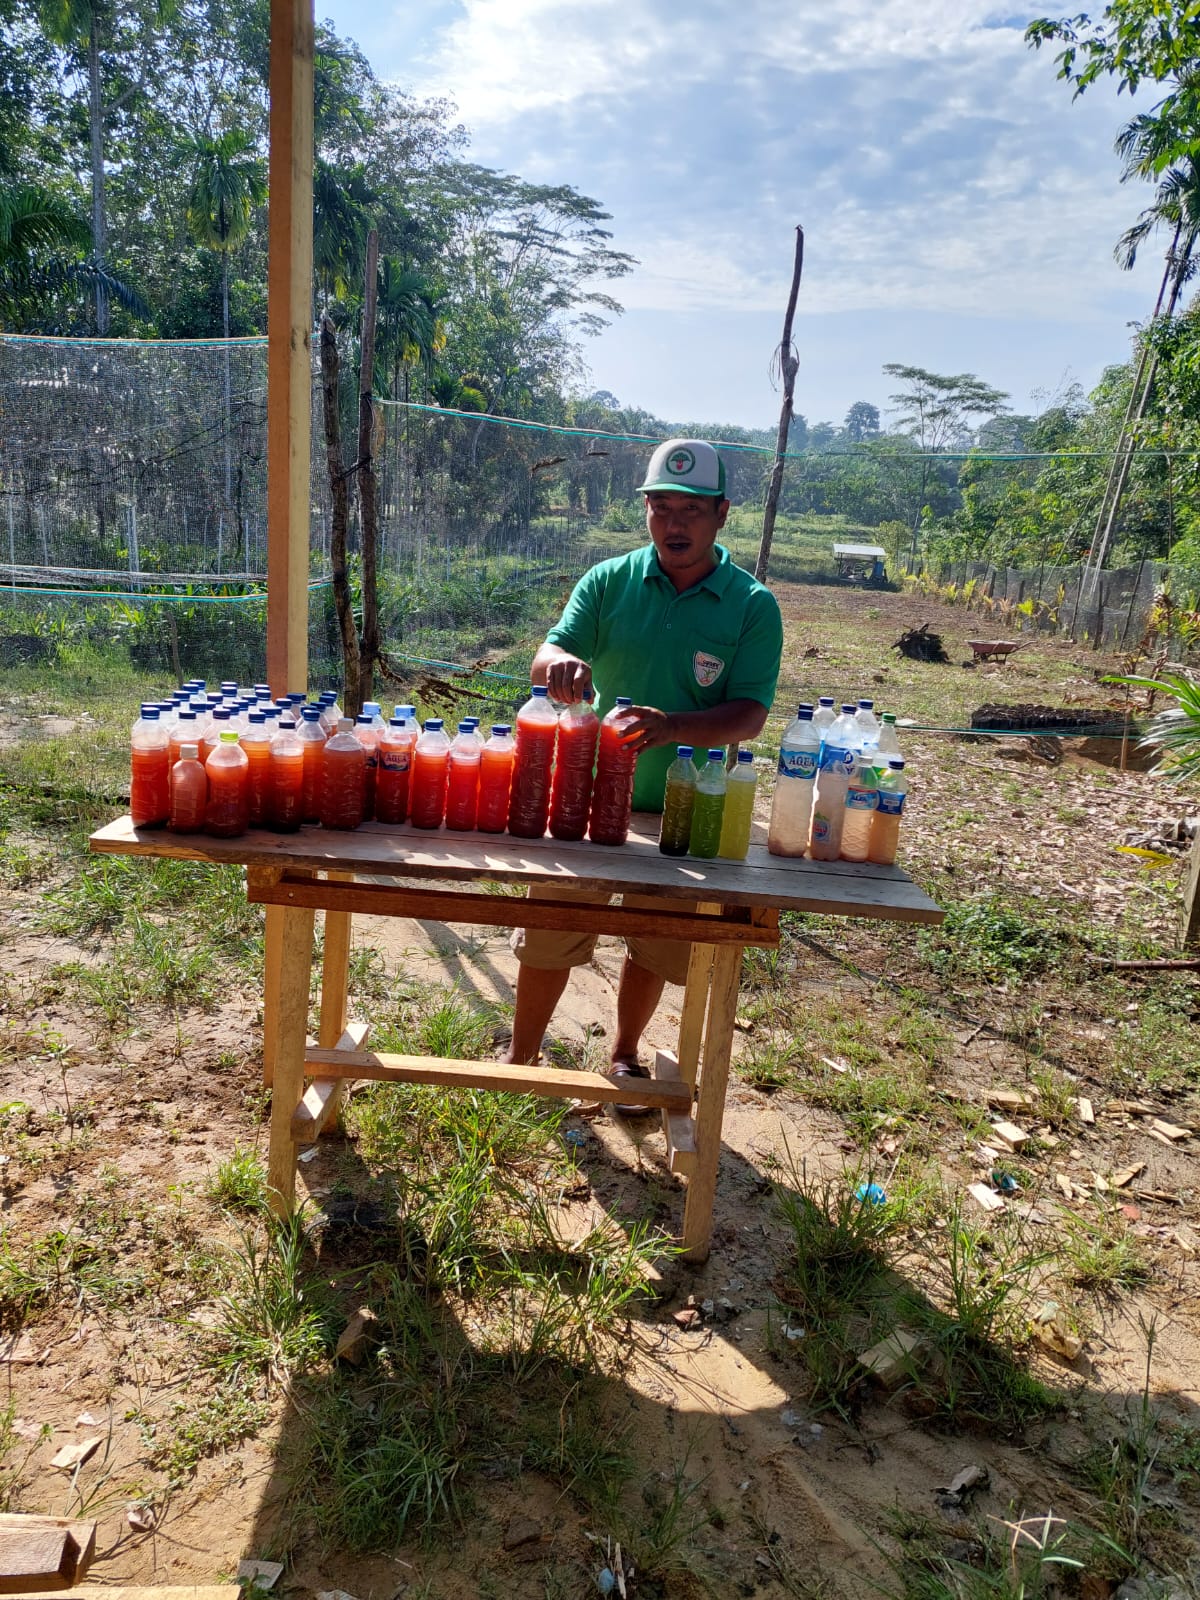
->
<box><xmin>819</xmin><ymin>743</ymin><xmax>855</xmax><ymax>776</ymax></box>
<box><xmin>778</xmin><ymin>748</ymin><xmax>817</xmax><ymax>780</ymax></box>
<box><xmin>877</xmin><ymin>792</ymin><xmax>906</xmax><ymax>815</ymax></box>
<box><xmin>846</xmin><ymin>788</ymin><xmax>878</xmax><ymax>811</ymax></box>
<box><xmin>811</xmin><ymin>814</ymin><xmax>832</xmax><ymax>843</ymax></box>
<box><xmin>380</xmin><ymin>750</ymin><xmax>410</xmax><ymax>772</ymax></box>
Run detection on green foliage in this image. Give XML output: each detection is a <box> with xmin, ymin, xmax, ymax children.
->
<box><xmin>922</xmin><ymin>897</ymin><xmax>1068</xmax><ymax>982</ymax></box>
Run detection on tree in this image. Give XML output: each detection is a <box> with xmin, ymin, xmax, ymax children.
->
<box><xmin>1026</xmin><ymin>2</ymin><xmax>1200</xmax><ymax>100</ymax></box>
<box><xmin>843</xmin><ymin>400</ymin><xmax>880</xmax><ymax>442</ymax></box>
<box><xmin>0</xmin><ymin>178</ymin><xmax>143</xmax><ymax>327</ymax></box>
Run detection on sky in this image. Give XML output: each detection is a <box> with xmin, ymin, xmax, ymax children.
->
<box><xmin>321</xmin><ymin>0</ymin><xmax>1168</xmax><ymax>433</ymax></box>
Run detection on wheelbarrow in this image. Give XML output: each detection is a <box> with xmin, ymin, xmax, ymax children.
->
<box><xmin>966</xmin><ymin>639</ymin><xmax>1020</xmax><ymax>664</ymax></box>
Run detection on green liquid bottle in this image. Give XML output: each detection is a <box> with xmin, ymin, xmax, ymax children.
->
<box><xmin>659</xmin><ymin>744</ymin><xmax>697</xmax><ymax>856</ymax></box>
<box><xmin>717</xmin><ymin>749</ymin><xmax>757</xmax><ymax>860</ymax></box>
<box><xmin>688</xmin><ymin>747</ymin><xmax>727</xmax><ymax>859</ymax></box>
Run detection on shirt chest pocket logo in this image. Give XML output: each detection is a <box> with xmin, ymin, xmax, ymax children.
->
<box><xmin>693</xmin><ymin>650</ymin><xmax>726</xmax><ymax>688</ymax></box>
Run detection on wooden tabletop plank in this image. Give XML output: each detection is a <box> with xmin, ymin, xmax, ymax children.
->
<box><xmin>89</xmin><ymin>815</ymin><xmax>942</xmax><ymax>923</ymax></box>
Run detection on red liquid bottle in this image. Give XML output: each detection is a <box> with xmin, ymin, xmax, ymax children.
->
<box><xmin>508</xmin><ymin>686</ymin><xmax>559</xmax><ymax>838</ymax></box>
<box><xmin>320</xmin><ymin>719</ymin><xmax>368</xmax><ymax>829</ymax></box>
<box><xmin>549</xmin><ymin>692</ymin><xmax>599</xmax><ymax>841</ymax></box>
<box><xmin>354</xmin><ymin>714</ymin><xmax>381</xmax><ymax>820</ymax></box>
<box><xmin>130</xmin><ymin>704</ymin><xmax>170</xmax><ymax>827</ymax></box>
<box><xmin>445</xmin><ymin>721</ymin><xmax>481</xmax><ymax>830</ymax></box>
<box><xmin>204</xmin><ymin>731</ymin><xmax>249</xmax><ymax>837</ymax></box>
<box><xmin>588</xmin><ymin>697</ymin><xmax>638</xmax><ymax>846</ymax></box>
<box><xmin>410</xmin><ymin>719</ymin><xmax>451</xmax><ymax>828</ymax></box>
<box><xmin>169</xmin><ymin>742</ymin><xmax>207</xmax><ymax>833</ymax></box>
<box><xmin>241</xmin><ymin>712</ymin><xmax>273</xmax><ymax>826</ymax></box>
<box><xmin>376</xmin><ymin>714</ymin><xmax>416</xmax><ymax>824</ymax></box>
<box><xmin>298</xmin><ymin>707</ymin><xmax>327</xmax><ymax>823</ymax></box>
<box><xmin>476</xmin><ymin>724</ymin><xmax>514</xmax><ymax>832</ymax></box>
<box><xmin>269</xmin><ymin>717</ymin><xmax>305</xmax><ymax>832</ymax></box>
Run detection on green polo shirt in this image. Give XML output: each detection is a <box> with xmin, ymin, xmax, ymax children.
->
<box><xmin>546</xmin><ymin>543</ymin><xmax>783</xmax><ymax>810</ymax></box>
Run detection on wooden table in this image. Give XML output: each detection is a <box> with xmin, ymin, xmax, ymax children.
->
<box><xmin>90</xmin><ymin>815</ymin><xmax>941</xmax><ymax>1261</ymax></box>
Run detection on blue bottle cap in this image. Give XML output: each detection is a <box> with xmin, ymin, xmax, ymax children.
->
<box><xmin>212</xmin><ymin>706</ymin><xmax>231</xmax><ymax>719</ymax></box>
<box><xmin>274</xmin><ymin>697</ymin><xmax>290</xmax><ymax>709</ymax></box>
<box><xmin>531</xmin><ymin>686</ymin><xmax>548</xmax><ymax>697</ymax></box>
<box><xmin>302</xmin><ymin>707</ymin><xmax>322</xmax><ymax>721</ymax></box>
<box><xmin>425</xmin><ymin>718</ymin><xmax>444</xmax><ymax>731</ymax></box>
<box><xmin>707</xmin><ymin>747</ymin><xmax>725</xmax><ymax>760</ymax></box>
<box><xmin>889</xmin><ymin>758</ymin><xmax>905</xmax><ymax>769</ymax></box>
<box><xmin>140</xmin><ymin>703</ymin><xmax>157</xmax><ymax>714</ymax></box>
<box><xmin>263</xmin><ymin>706</ymin><xmax>281</xmax><ymax>719</ymax></box>
<box><xmin>356</xmin><ymin>713</ymin><xmax>373</xmax><ymax>725</ymax></box>
<box><xmin>582</xmin><ymin>689</ymin><xmax>594</xmax><ymax>701</ymax></box>
<box><xmin>159</xmin><ymin>700</ymin><xmax>174</xmax><ymax>712</ymax></box>
<box><xmin>737</xmin><ymin>750</ymin><xmax>754</xmax><ymax>763</ymax></box>
<box><xmin>676</xmin><ymin>744</ymin><xmax>694</xmax><ymax>759</ymax></box>
<box><xmin>858</xmin><ymin>699</ymin><xmax>874</xmax><ymax>709</ymax></box>
<box><xmin>462</xmin><ymin>717</ymin><xmax>479</xmax><ymax>729</ymax></box>
<box><xmin>798</xmin><ymin>707</ymin><xmax>814</xmax><ymax>720</ymax></box>
<box><xmin>363</xmin><ymin>701</ymin><xmax>381</xmax><ymax>716</ymax></box>
<box><xmin>248</xmin><ymin>711</ymin><xmax>266</xmax><ymax>724</ymax></box>
<box><xmin>178</xmin><ymin>709</ymin><xmax>196</xmax><ymax>721</ymax></box>
<box><xmin>254</xmin><ymin>683</ymin><xmax>271</xmax><ymax>695</ymax></box>
<box><xmin>615</xmin><ymin>696</ymin><xmax>633</xmax><ymax>707</ymax></box>
<box><xmin>220</xmin><ymin>681</ymin><xmax>237</xmax><ymax>692</ymax></box>
<box><xmin>458</xmin><ymin>721</ymin><xmax>473</xmax><ymax>733</ymax></box>
<box><xmin>288</xmin><ymin>692</ymin><xmax>307</xmax><ymax>706</ymax></box>
<box><xmin>841</xmin><ymin>704</ymin><xmax>856</xmax><ymax>714</ymax></box>
<box><xmin>491</xmin><ymin>724</ymin><xmax>511</xmax><ymax>736</ymax></box>
<box><xmin>819</xmin><ymin>696</ymin><xmax>834</xmax><ymax>706</ymax></box>
<box><xmin>142</xmin><ymin>705</ymin><xmax>159</xmax><ymax>719</ymax></box>
<box><xmin>389</xmin><ymin>716</ymin><xmax>404</xmax><ymax>728</ymax></box>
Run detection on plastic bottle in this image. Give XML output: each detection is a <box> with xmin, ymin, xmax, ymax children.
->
<box><xmin>461</xmin><ymin>716</ymin><xmax>484</xmax><ymax>748</ymax></box>
<box><xmin>588</xmin><ymin>697</ymin><xmax>638</xmax><ymax>846</ymax></box>
<box><xmin>320</xmin><ymin>717</ymin><xmax>367</xmax><ymax>830</ymax></box>
<box><xmin>477</xmin><ymin>724</ymin><xmax>515</xmax><ymax>832</ymax></box>
<box><xmin>355</xmin><ymin>713</ymin><xmax>381</xmax><ymax>820</ymax></box>
<box><xmin>445</xmin><ymin>721</ymin><xmax>482</xmax><ymax>831</ymax></box>
<box><xmin>297</xmin><ymin>706</ymin><xmax>327</xmax><ymax>823</ymax></box>
<box><xmin>875</xmin><ymin>713</ymin><xmax>902</xmax><ymax>764</ymax></box>
<box><xmin>508</xmin><ymin>685</ymin><xmax>559</xmax><ymax>838</ymax></box>
<box><xmin>854</xmin><ymin>699</ymin><xmax>881</xmax><ymax>756</ymax></box>
<box><xmin>840</xmin><ymin>758</ymin><xmax>880</xmax><ymax>862</ymax></box>
<box><xmin>253</xmin><ymin>682</ymin><xmax>272</xmax><ymax>705</ymax></box>
<box><xmin>130</xmin><ymin>705</ymin><xmax>170</xmax><ymax>827</ymax></box>
<box><xmin>169</xmin><ymin>708</ymin><xmax>200</xmax><ymax>768</ymax></box>
<box><xmin>169</xmin><ymin>743</ymin><xmax>208</xmax><ymax>833</ymax></box>
<box><xmin>549</xmin><ymin>691</ymin><xmax>599</xmax><ymax>841</ymax></box>
<box><xmin>376</xmin><ymin>715</ymin><xmax>417</xmax><ymax>825</ymax></box>
<box><xmin>203</xmin><ymin>704</ymin><xmax>234</xmax><ymax>763</ymax></box>
<box><xmin>812</xmin><ymin>697</ymin><xmax>837</xmax><ymax>737</ymax></box>
<box><xmin>718</xmin><ymin>750</ymin><xmax>758</xmax><ymax>860</ymax></box>
<box><xmin>410</xmin><ymin>718</ymin><xmax>451</xmax><ymax>829</ymax></box>
<box><xmin>688</xmin><ymin>748</ymin><xmax>728</xmax><ymax>859</ymax></box>
<box><xmin>205</xmin><ymin>730</ymin><xmax>249</xmax><ymax>837</ymax></box>
<box><xmin>809</xmin><ymin>705</ymin><xmax>860</xmax><ymax>861</ymax></box>
<box><xmin>868</xmin><ymin>759</ymin><xmax>908</xmax><ymax>865</ymax></box>
<box><xmin>241</xmin><ymin>711</ymin><xmax>272</xmax><ymax>827</ymax></box>
<box><xmin>157</xmin><ymin>698</ymin><xmax>178</xmax><ymax>728</ymax></box>
<box><xmin>220</xmin><ymin>680</ymin><xmax>238</xmax><ymax>701</ymax></box>
<box><xmin>767</xmin><ymin>705</ymin><xmax>821</xmax><ymax>858</ymax></box>
<box><xmin>269</xmin><ymin>716</ymin><xmax>305</xmax><ymax>832</ymax></box>
<box><xmin>658</xmin><ymin>745</ymin><xmax>696</xmax><ymax>856</ymax></box>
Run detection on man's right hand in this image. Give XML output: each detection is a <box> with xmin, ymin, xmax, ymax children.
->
<box><xmin>542</xmin><ymin>652</ymin><xmax>593</xmax><ymax>703</ymax></box>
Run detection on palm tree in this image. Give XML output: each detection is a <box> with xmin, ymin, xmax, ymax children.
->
<box><xmin>0</xmin><ymin>180</ymin><xmax>144</xmax><ymax>328</ymax></box>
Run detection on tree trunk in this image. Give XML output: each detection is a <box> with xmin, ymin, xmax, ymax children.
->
<box><xmin>88</xmin><ymin>14</ymin><xmax>108</xmax><ymax>335</ymax></box>
<box><xmin>755</xmin><ymin>226</ymin><xmax>804</xmax><ymax>583</ymax></box>
<box><xmin>321</xmin><ymin>316</ymin><xmax>362</xmax><ymax>717</ymax></box>
<box><xmin>357</xmin><ymin>229</ymin><xmax>380</xmax><ymax>706</ymax></box>
<box><xmin>222</xmin><ymin>251</ymin><xmax>233</xmax><ymax>516</ymax></box>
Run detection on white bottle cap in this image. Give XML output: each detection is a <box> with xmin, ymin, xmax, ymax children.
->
<box><xmin>338</xmin><ymin>717</ymin><xmax>354</xmax><ymax>732</ymax></box>
<box><xmin>180</xmin><ymin>743</ymin><xmax>199</xmax><ymax>760</ymax></box>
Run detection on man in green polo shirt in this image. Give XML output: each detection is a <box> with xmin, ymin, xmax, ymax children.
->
<box><xmin>503</xmin><ymin>438</ymin><xmax>784</xmax><ymax>1100</ymax></box>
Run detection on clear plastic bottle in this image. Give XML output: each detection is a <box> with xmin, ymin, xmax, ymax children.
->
<box><xmin>854</xmin><ymin>699</ymin><xmax>881</xmax><ymax>755</ymax></box>
<box><xmin>169</xmin><ymin>707</ymin><xmax>200</xmax><ymax>768</ymax></box>
<box><xmin>658</xmin><ymin>745</ymin><xmax>696</xmax><ymax>856</ymax></box>
<box><xmin>376</xmin><ymin>715</ymin><xmax>417</xmax><ymax>825</ymax></box>
<box><xmin>169</xmin><ymin>742</ymin><xmax>207</xmax><ymax>832</ymax></box>
<box><xmin>269</xmin><ymin>716</ymin><xmax>305</xmax><ymax>832</ymax></box>
<box><xmin>355</xmin><ymin>713</ymin><xmax>381</xmax><ymax>821</ymax></box>
<box><xmin>767</xmin><ymin>705</ymin><xmax>821</xmax><ymax>857</ymax></box>
<box><xmin>588</xmin><ymin>697</ymin><xmax>638</xmax><ymax>846</ymax></box>
<box><xmin>317</xmin><ymin>690</ymin><xmax>340</xmax><ymax>733</ymax></box>
<box><xmin>477</xmin><ymin>724</ymin><xmax>515</xmax><ymax>832</ymax></box>
<box><xmin>242</xmin><ymin>710</ymin><xmax>272</xmax><ymax>827</ymax></box>
<box><xmin>205</xmin><ymin>729</ymin><xmax>249</xmax><ymax>837</ymax></box>
<box><xmin>718</xmin><ymin>750</ymin><xmax>757</xmax><ymax>860</ymax></box>
<box><xmin>320</xmin><ymin>717</ymin><xmax>368</xmax><ymax>830</ymax></box>
<box><xmin>297</xmin><ymin>706</ymin><xmax>327</xmax><ymax>824</ymax></box>
<box><xmin>868</xmin><ymin>759</ymin><xmax>908</xmax><ymax>865</ymax></box>
<box><xmin>875</xmin><ymin>712</ymin><xmax>902</xmax><ymax>764</ymax></box>
<box><xmin>812</xmin><ymin>697</ymin><xmax>837</xmax><ymax>737</ymax></box>
<box><xmin>840</xmin><ymin>759</ymin><xmax>879</xmax><ymax>862</ymax></box>
<box><xmin>509</xmin><ymin>685</ymin><xmax>559</xmax><ymax>838</ymax></box>
<box><xmin>688</xmin><ymin>748</ymin><xmax>728</xmax><ymax>859</ymax></box>
<box><xmin>809</xmin><ymin>705</ymin><xmax>859</xmax><ymax>861</ymax></box>
<box><xmin>549</xmin><ymin>692</ymin><xmax>599</xmax><ymax>841</ymax></box>
<box><xmin>445</xmin><ymin>721</ymin><xmax>482</xmax><ymax>830</ymax></box>
<box><xmin>410</xmin><ymin>718</ymin><xmax>451</xmax><ymax>829</ymax></box>
<box><xmin>202</xmin><ymin>704</ymin><xmax>234</xmax><ymax>763</ymax></box>
<box><xmin>130</xmin><ymin>704</ymin><xmax>170</xmax><ymax>827</ymax></box>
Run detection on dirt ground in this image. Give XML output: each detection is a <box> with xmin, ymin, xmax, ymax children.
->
<box><xmin>0</xmin><ymin>579</ymin><xmax>1198</xmax><ymax>1598</ymax></box>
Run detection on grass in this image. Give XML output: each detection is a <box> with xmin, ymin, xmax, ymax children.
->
<box><xmin>1061</xmin><ymin>1212</ymin><xmax>1151</xmax><ymax>1294</ymax></box>
<box><xmin>205</xmin><ymin>1147</ymin><xmax>268</xmax><ymax>1214</ymax></box>
<box><xmin>921</xmin><ymin>896</ymin><xmax>1072</xmax><ymax>984</ymax></box>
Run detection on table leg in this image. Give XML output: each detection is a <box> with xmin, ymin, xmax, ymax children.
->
<box><xmin>267</xmin><ymin>903</ymin><xmax>316</xmax><ymax>1217</ymax></box>
<box><xmin>681</xmin><ymin>941</ymin><xmax>743</xmax><ymax>1263</ymax></box>
<box><xmin>317</xmin><ymin>873</ymin><xmax>354</xmax><ymax>1129</ymax></box>
<box><xmin>676</xmin><ymin>901</ymin><xmax>718</xmax><ymax>1090</ymax></box>
<box><xmin>262</xmin><ymin>904</ymin><xmax>284</xmax><ymax>1087</ymax></box>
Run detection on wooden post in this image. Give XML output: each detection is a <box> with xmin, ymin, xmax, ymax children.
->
<box><xmin>1182</xmin><ymin>831</ymin><xmax>1200</xmax><ymax>949</ymax></box>
<box><xmin>317</xmin><ymin>872</ymin><xmax>354</xmax><ymax>1129</ymax></box>
<box><xmin>682</xmin><ymin>942</ymin><xmax>743</xmax><ymax>1262</ymax></box>
<box><xmin>754</xmin><ymin>225</ymin><xmax>804</xmax><ymax>584</ymax></box>
<box><xmin>266</xmin><ymin>0</ymin><xmax>314</xmax><ymax>699</ymax></box>
<box><xmin>267</xmin><ymin>904</ymin><xmax>316</xmax><ymax>1215</ymax></box>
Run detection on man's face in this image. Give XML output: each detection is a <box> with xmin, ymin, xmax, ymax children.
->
<box><xmin>644</xmin><ymin>492</ymin><xmax>729</xmax><ymax>587</ymax></box>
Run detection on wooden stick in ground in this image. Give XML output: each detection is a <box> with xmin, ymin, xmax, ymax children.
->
<box><xmin>754</xmin><ymin>224</ymin><xmax>804</xmax><ymax>584</ymax></box>
<box><xmin>682</xmin><ymin>941</ymin><xmax>743</xmax><ymax>1262</ymax></box>
<box><xmin>267</xmin><ymin>904</ymin><xmax>316</xmax><ymax>1215</ymax></box>
<box><xmin>357</xmin><ymin>227</ymin><xmax>380</xmax><ymax>705</ymax></box>
<box><xmin>317</xmin><ymin>872</ymin><xmax>355</xmax><ymax>1128</ymax></box>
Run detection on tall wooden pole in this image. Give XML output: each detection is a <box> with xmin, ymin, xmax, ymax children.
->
<box><xmin>755</xmin><ymin>225</ymin><xmax>804</xmax><ymax>584</ymax></box>
<box><xmin>266</xmin><ymin>0</ymin><xmax>314</xmax><ymax>697</ymax></box>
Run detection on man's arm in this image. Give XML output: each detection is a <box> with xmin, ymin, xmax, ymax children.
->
<box><xmin>531</xmin><ymin>641</ymin><xmax>593</xmax><ymax>703</ymax></box>
<box><xmin>616</xmin><ymin>698</ymin><xmax>769</xmax><ymax>756</ymax></box>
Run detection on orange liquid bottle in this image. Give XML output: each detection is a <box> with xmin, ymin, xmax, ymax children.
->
<box><xmin>508</xmin><ymin>686</ymin><xmax>559</xmax><ymax>838</ymax></box>
<box><xmin>298</xmin><ymin>707</ymin><xmax>327</xmax><ymax>823</ymax></box>
<box><xmin>241</xmin><ymin>712</ymin><xmax>272</xmax><ymax>827</ymax></box>
<box><xmin>549</xmin><ymin>693</ymin><xmax>599</xmax><ymax>841</ymax></box>
<box><xmin>445</xmin><ymin>722</ymin><xmax>481</xmax><ymax>830</ymax></box>
<box><xmin>476</xmin><ymin>724</ymin><xmax>515</xmax><ymax>832</ymax></box>
<box><xmin>269</xmin><ymin>717</ymin><xmax>305</xmax><ymax>832</ymax></box>
<box><xmin>169</xmin><ymin>743</ymin><xmax>208</xmax><ymax>833</ymax></box>
<box><xmin>130</xmin><ymin>704</ymin><xmax>170</xmax><ymax>827</ymax></box>
<box><xmin>409</xmin><ymin>719</ymin><xmax>450</xmax><ymax>829</ymax></box>
<box><xmin>354</xmin><ymin>715</ymin><xmax>380</xmax><ymax>820</ymax></box>
<box><xmin>588</xmin><ymin>697</ymin><xmax>638</xmax><ymax>846</ymax></box>
<box><xmin>376</xmin><ymin>715</ymin><xmax>417</xmax><ymax>824</ymax></box>
<box><xmin>320</xmin><ymin>719</ymin><xmax>368</xmax><ymax>829</ymax></box>
<box><xmin>205</xmin><ymin>731</ymin><xmax>249</xmax><ymax>837</ymax></box>
<box><xmin>202</xmin><ymin>705</ymin><xmax>234</xmax><ymax>763</ymax></box>
<box><xmin>168</xmin><ymin>709</ymin><xmax>201</xmax><ymax>768</ymax></box>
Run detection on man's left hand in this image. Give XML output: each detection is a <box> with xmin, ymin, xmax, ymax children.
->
<box><xmin>614</xmin><ymin>705</ymin><xmax>674</xmax><ymax>754</ymax></box>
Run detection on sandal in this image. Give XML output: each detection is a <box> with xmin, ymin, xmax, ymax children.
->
<box><xmin>605</xmin><ymin>1059</ymin><xmax>656</xmax><ymax>1119</ymax></box>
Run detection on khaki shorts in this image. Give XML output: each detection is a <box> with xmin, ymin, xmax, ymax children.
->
<box><xmin>511</xmin><ymin>884</ymin><xmax>695</xmax><ymax>986</ymax></box>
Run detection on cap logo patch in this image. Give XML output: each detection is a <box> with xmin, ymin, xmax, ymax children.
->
<box><xmin>693</xmin><ymin>650</ymin><xmax>725</xmax><ymax>687</ymax></box>
<box><xmin>666</xmin><ymin>447</ymin><xmax>695</xmax><ymax>476</ymax></box>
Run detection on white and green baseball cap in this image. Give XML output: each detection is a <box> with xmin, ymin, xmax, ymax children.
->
<box><xmin>637</xmin><ymin>438</ymin><xmax>727</xmax><ymax>498</ymax></box>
